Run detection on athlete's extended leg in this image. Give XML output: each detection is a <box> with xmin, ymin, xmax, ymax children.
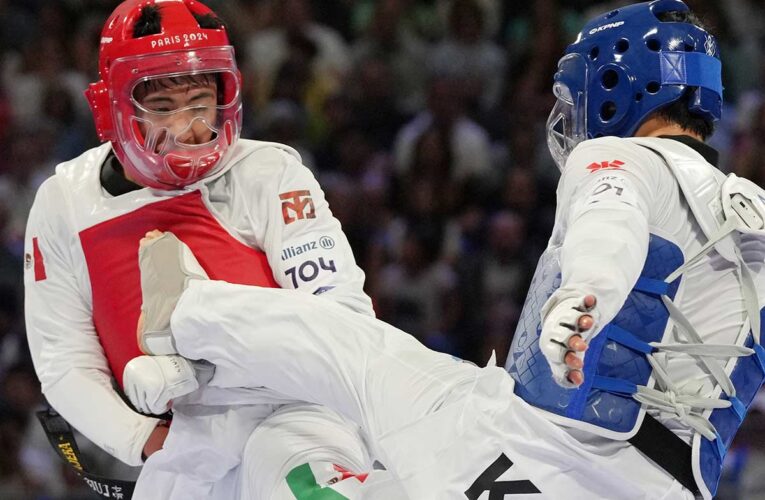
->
<box><xmin>134</xmin><ymin>232</ymin><xmax>477</xmax><ymax>440</ymax></box>
<box><xmin>171</xmin><ymin>278</ymin><xmax>477</xmax><ymax>457</ymax></box>
<box><xmin>134</xmin><ymin>232</ymin><xmax>693</xmax><ymax>499</ymax></box>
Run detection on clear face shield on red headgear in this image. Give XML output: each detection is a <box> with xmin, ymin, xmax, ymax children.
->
<box><xmin>546</xmin><ymin>53</ymin><xmax>588</xmax><ymax>171</ymax></box>
<box><xmin>109</xmin><ymin>47</ymin><xmax>241</xmax><ymax>188</ymax></box>
<box><xmin>85</xmin><ymin>0</ymin><xmax>243</xmax><ymax>190</ymax></box>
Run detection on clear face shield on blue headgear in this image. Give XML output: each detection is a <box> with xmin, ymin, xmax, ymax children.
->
<box><xmin>546</xmin><ymin>53</ymin><xmax>589</xmax><ymax>171</ymax></box>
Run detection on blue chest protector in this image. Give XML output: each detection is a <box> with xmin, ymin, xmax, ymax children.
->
<box><xmin>506</xmin><ymin>234</ymin><xmax>765</xmax><ymax>497</ymax></box>
<box><xmin>507</xmin><ymin>234</ymin><xmax>683</xmax><ymax>432</ymax></box>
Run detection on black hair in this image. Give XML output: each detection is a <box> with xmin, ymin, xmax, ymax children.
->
<box><xmin>195</xmin><ymin>13</ymin><xmax>226</xmax><ymax>30</ymax></box>
<box><xmin>133</xmin><ymin>5</ymin><xmax>162</xmax><ymax>38</ymax></box>
<box><xmin>132</xmin><ymin>5</ymin><xmax>227</xmax><ymax>39</ymax></box>
<box><xmin>653</xmin><ymin>10</ymin><xmax>715</xmax><ymax>140</ymax></box>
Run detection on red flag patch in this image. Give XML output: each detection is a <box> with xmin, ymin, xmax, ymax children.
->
<box><xmin>32</xmin><ymin>237</ymin><xmax>47</xmax><ymax>281</ymax></box>
<box><xmin>587</xmin><ymin>160</ymin><xmax>625</xmax><ymax>173</ymax></box>
<box><xmin>332</xmin><ymin>464</ymin><xmax>369</xmax><ymax>484</ymax></box>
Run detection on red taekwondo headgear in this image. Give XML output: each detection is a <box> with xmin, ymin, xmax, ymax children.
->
<box><xmin>85</xmin><ymin>0</ymin><xmax>243</xmax><ymax>189</ymax></box>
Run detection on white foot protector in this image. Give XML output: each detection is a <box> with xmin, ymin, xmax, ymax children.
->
<box><xmin>138</xmin><ymin>232</ymin><xmax>208</xmax><ymax>355</ymax></box>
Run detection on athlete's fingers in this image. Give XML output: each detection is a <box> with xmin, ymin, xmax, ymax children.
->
<box><xmin>577</xmin><ymin>314</ymin><xmax>593</xmax><ymax>331</ymax></box>
<box><xmin>564</xmin><ymin>351</ymin><xmax>583</xmax><ymax>370</ymax></box>
<box><xmin>582</xmin><ymin>294</ymin><xmax>597</xmax><ymax>310</ymax></box>
<box><xmin>540</xmin><ymin>295</ymin><xmax>598</xmax><ymax>388</ymax></box>
<box><xmin>140</xmin><ymin>230</ymin><xmax>165</xmax><ymax>248</ymax></box>
<box><xmin>567</xmin><ymin>369</ymin><xmax>584</xmax><ymax>386</ymax></box>
<box><xmin>568</xmin><ymin>334</ymin><xmax>588</xmax><ymax>352</ymax></box>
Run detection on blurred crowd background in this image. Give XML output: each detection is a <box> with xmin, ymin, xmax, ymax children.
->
<box><xmin>0</xmin><ymin>0</ymin><xmax>764</xmax><ymax>498</ymax></box>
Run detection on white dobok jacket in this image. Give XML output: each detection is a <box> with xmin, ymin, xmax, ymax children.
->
<box><xmin>24</xmin><ymin>139</ymin><xmax>373</xmax><ymax>467</ymax></box>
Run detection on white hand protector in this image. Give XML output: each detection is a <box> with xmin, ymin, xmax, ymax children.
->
<box><xmin>123</xmin><ymin>355</ymin><xmax>213</xmax><ymax>415</ymax></box>
<box><xmin>539</xmin><ymin>295</ymin><xmax>598</xmax><ymax>387</ymax></box>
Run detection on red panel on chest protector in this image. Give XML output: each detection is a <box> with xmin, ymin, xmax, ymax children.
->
<box><xmin>79</xmin><ymin>191</ymin><xmax>279</xmax><ymax>388</ymax></box>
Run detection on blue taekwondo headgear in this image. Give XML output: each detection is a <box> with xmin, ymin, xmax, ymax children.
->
<box><xmin>546</xmin><ymin>0</ymin><xmax>723</xmax><ymax>170</ymax></box>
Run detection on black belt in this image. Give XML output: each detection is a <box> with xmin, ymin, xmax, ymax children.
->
<box><xmin>38</xmin><ymin>405</ymin><xmax>699</xmax><ymax>498</ymax></box>
<box><xmin>37</xmin><ymin>408</ymin><xmax>137</xmax><ymax>499</ymax></box>
<box><xmin>628</xmin><ymin>412</ymin><xmax>700</xmax><ymax>496</ymax></box>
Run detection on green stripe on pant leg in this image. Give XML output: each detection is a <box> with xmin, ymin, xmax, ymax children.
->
<box><xmin>286</xmin><ymin>463</ymin><xmax>350</xmax><ymax>500</ymax></box>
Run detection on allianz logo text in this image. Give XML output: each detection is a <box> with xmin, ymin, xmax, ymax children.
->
<box><xmin>281</xmin><ymin>236</ymin><xmax>336</xmax><ymax>261</ymax></box>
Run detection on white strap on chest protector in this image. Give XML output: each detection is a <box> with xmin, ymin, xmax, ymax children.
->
<box><xmin>636</xmin><ymin>173</ymin><xmax>765</xmax><ymax>440</ymax></box>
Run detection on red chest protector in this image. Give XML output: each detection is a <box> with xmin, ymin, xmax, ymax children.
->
<box><xmin>79</xmin><ymin>191</ymin><xmax>279</xmax><ymax>387</ymax></box>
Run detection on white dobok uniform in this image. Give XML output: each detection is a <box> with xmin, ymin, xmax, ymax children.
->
<box><xmin>160</xmin><ymin>136</ymin><xmax>764</xmax><ymax>499</ymax></box>
<box><xmin>24</xmin><ymin>139</ymin><xmax>377</xmax><ymax>499</ymax></box>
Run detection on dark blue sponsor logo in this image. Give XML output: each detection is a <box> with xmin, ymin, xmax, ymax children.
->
<box><xmin>285</xmin><ymin>258</ymin><xmax>337</xmax><ymax>288</ymax></box>
<box><xmin>281</xmin><ymin>236</ymin><xmax>336</xmax><ymax>261</ymax></box>
<box><xmin>319</xmin><ymin>236</ymin><xmax>335</xmax><ymax>249</ymax></box>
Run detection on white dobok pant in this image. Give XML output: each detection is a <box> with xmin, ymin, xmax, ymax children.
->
<box><xmin>168</xmin><ymin>280</ymin><xmax>693</xmax><ymax>500</ymax></box>
<box><xmin>134</xmin><ymin>399</ymin><xmax>379</xmax><ymax>499</ymax></box>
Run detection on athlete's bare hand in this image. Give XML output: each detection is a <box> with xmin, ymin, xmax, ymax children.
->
<box><xmin>142</xmin><ymin>421</ymin><xmax>169</xmax><ymax>459</ymax></box>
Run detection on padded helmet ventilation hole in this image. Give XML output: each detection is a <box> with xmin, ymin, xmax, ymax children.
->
<box><xmin>600</xmin><ymin>101</ymin><xmax>617</xmax><ymax>121</ymax></box>
<box><xmin>646</xmin><ymin>81</ymin><xmax>661</xmax><ymax>94</ymax></box>
<box><xmin>601</xmin><ymin>69</ymin><xmax>619</xmax><ymax>90</ymax></box>
<box><xmin>646</xmin><ymin>38</ymin><xmax>661</xmax><ymax>52</ymax></box>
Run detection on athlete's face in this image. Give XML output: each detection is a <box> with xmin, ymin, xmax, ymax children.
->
<box><xmin>133</xmin><ymin>77</ymin><xmax>219</xmax><ymax>151</ymax></box>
